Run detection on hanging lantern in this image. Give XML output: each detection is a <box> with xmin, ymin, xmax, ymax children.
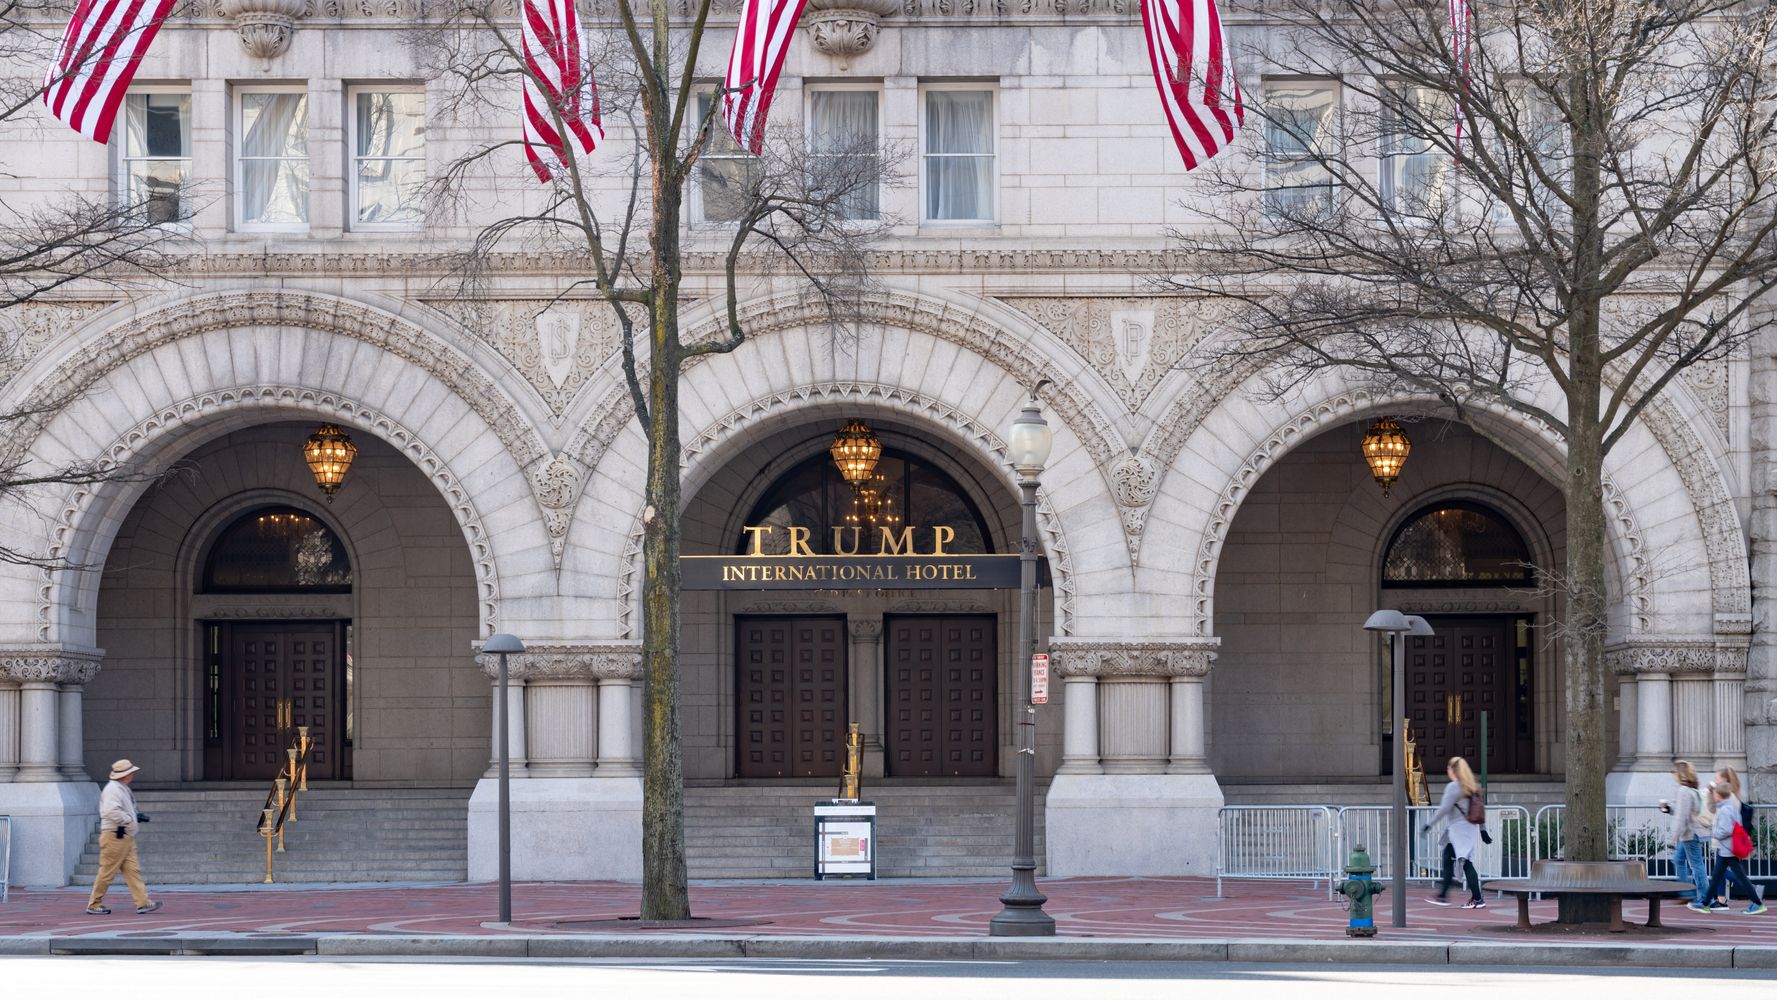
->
<box><xmin>303</xmin><ymin>423</ymin><xmax>358</xmax><ymax>501</ymax></box>
<box><xmin>829</xmin><ymin>419</ymin><xmax>883</xmax><ymax>489</ymax></box>
<box><xmin>1361</xmin><ymin>418</ymin><xmax>1411</xmax><ymax>497</ymax></box>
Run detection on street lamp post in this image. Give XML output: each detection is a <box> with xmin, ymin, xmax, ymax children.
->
<box><xmin>1362</xmin><ymin>610</ymin><xmax>1433</xmax><ymax>929</ymax></box>
<box><xmin>483</xmin><ymin>632</ymin><xmax>525</xmax><ymax>924</ymax></box>
<box><xmin>990</xmin><ymin>387</ymin><xmax>1056</xmax><ymax>937</ymax></box>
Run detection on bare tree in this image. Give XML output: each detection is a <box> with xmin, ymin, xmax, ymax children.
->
<box><xmin>0</xmin><ymin>2</ymin><xmax>191</xmax><ymax>565</ymax></box>
<box><xmin>1165</xmin><ymin>0</ymin><xmax>1777</xmax><ymax>921</ymax></box>
<box><xmin>415</xmin><ymin>3</ymin><xmax>896</xmax><ymax>920</ymax></box>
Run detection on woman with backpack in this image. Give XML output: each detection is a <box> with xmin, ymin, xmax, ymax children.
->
<box><xmin>1692</xmin><ymin>782</ymin><xmax>1767</xmax><ymax>915</ymax></box>
<box><xmin>1424</xmin><ymin>756</ymin><xmax>1486</xmax><ymax>909</ymax></box>
<box><xmin>1661</xmin><ymin>760</ymin><xmax>1710</xmax><ymax>908</ymax></box>
<box><xmin>1707</xmin><ymin>767</ymin><xmax>1754</xmax><ymax>910</ymax></box>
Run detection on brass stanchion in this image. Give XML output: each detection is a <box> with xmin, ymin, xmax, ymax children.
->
<box><xmin>261</xmin><ymin>807</ymin><xmax>277</xmax><ymax>883</ymax></box>
<box><xmin>274</xmin><ymin>777</ymin><xmax>288</xmax><ymax>852</ymax></box>
<box><xmin>297</xmin><ymin>726</ymin><xmax>311</xmax><ymax>792</ymax></box>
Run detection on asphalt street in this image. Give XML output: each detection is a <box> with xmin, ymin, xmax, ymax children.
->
<box><xmin>2</xmin><ymin>957</ymin><xmax>1774</xmax><ymax>999</ymax></box>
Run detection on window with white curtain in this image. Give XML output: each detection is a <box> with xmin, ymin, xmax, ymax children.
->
<box><xmin>695</xmin><ymin>91</ymin><xmax>761</xmax><ymax>224</ymax></box>
<box><xmin>350</xmin><ymin>88</ymin><xmax>426</xmax><ymax>229</ymax></box>
<box><xmin>807</xmin><ymin>87</ymin><xmax>880</xmax><ymax>222</ymax></box>
<box><xmin>1483</xmin><ymin>87</ymin><xmax>1567</xmax><ymax>229</ymax></box>
<box><xmin>117</xmin><ymin>90</ymin><xmax>191</xmax><ymax>224</ymax></box>
<box><xmin>1262</xmin><ymin>81</ymin><xmax>1335</xmax><ymax>217</ymax></box>
<box><xmin>923</xmin><ymin>88</ymin><xmax>995</xmax><ymax>224</ymax></box>
<box><xmin>236</xmin><ymin>87</ymin><xmax>309</xmax><ymax>230</ymax></box>
<box><xmin>1380</xmin><ymin>85</ymin><xmax>1451</xmax><ymax>222</ymax></box>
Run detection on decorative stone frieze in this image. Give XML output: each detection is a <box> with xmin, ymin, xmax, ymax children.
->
<box><xmin>1050</xmin><ymin>639</ymin><xmax>1217</xmax><ymax>678</ymax></box>
<box><xmin>532</xmin><ymin>457</ymin><xmax>585</xmax><ymax>568</ymax></box>
<box><xmin>225</xmin><ymin>0</ymin><xmax>307</xmax><ymax>58</ymax></box>
<box><xmin>0</xmin><ymin>647</ymin><xmax>102</xmax><ymax>685</ymax></box>
<box><xmin>1604</xmin><ymin>638</ymin><xmax>1750</xmax><ymax>676</ymax></box>
<box><xmin>476</xmin><ymin>643</ymin><xmax>642</xmax><ymax>681</ymax></box>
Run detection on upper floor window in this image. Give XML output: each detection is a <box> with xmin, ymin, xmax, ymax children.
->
<box><xmin>349</xmin><ymin>87</ymin><xmax>427</xmax><ymax>229</ymax></box>
<box><xmin>117</xmin><ymin>90</ymin><xmax>191</xmax><ymax>224</ymax></box>
<box><xmin>1380</xmin><ymin>85</ymin><xmax>1451</xmax><ymax>222</ymax></box>
<box><xmin>1262</xmin><ymin>81</ymin><xmax>1335</xmax><ymax>217</ymax></box>
<box><xmin>923</xmin><ymin>87</ymin><xmax>995</xmax><ymax>224</ymax></box>
<box><xmin>807</xmin><ymin>86</ymin><xmax>880</xmax><ymax>222</ymax></box>
<box><xmin>236</xmin><ymin>87</ymin><xmax>309</xmax><ymax>230</ymax></box>
<box><xmin>1381</xmin><ymin>502</ymin><xmax>1533</xmax><ymax>587</ymax></box>
<box><xmin>694</xmin><ymin>90</ymin><xmax>760</xmax><ymax>225</ymax></box>
<box><xmin>202</xmin><ymin>507</ymin><xmax>352</xmax><ymax>593</ymax></box>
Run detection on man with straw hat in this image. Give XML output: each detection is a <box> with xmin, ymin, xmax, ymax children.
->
<box><xmin>85</xmin><ymin>759</ymin><xmax>161</xmax><ymax>915</ymax></box>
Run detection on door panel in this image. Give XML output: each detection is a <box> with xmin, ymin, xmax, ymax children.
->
<box><xmin>223</xmin><ymin>622</ymin><xmax>342</xmax><ymax>781</ymax></box>
<box><xmin>1406</xmin><ymin>617</ymin><xmax>1518</xmax><ymax>775</ymax></box>
<box><xmin>886</xmin><ymin>615</ymin><xmax>997</xmax><ymax>777</ymax></box>
<box><xmin>735</xmin><ymin>616</ymin><xmax>848</xmax><ymax>778</ymax></box>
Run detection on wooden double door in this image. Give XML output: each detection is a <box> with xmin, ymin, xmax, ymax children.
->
<box><xmin>735</xmin><ymin>617</ymin><xmax>849</xmax><ymax>778</ymax></box>
<box><xmin>885</xmin><ymin>615</ymin><xmax>997</xmax><ymax>777</ymax></box>
<box><xmin>208</xmin><ymin>621</ymin><xmax>345</xmax><ymax>781</ymax></box>
<box><xmin>1404</xmin><ymin>616</ymin><xmax>1533</xmax><ymax>776</ymax></box>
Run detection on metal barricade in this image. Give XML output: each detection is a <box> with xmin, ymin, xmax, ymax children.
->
<box><xmin>1337</xmin><ymin>804</ymin><xmax>1533</xmax><ymax>884</ymax></box>
<box><xmin>0</xmin><ymin>815</ymin><xmax>10</xmax><ymax>903</ymax></box>
<box><xmin>1522</xmin><ymin>803</ymin><xmax>1777</xmax><ymax>877</ymax></box>
<box><xmin>1216</xmin><ymin>805</ymin><xmax>1340</xmax><ymax>899</ymax></box>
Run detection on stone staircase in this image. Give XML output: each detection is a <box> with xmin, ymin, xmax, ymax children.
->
<box><xmin>71</xmin><ymin>786</ymin><xmax>471</xmax><ymax>886</ymax></box>
<box><xmin>685</xmin><ymin>781</ymin><xmax>1045</xmax><ymax>879</ymax></box>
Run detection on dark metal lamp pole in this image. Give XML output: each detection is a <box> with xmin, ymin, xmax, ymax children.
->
<box><xmin>484</xmin><ymin>632</ymin><xmax>526</xmax><ymax>924</ymax></box>
<box><xmin>990</xmin><ymin>388</ymin><xmax>1056</xmax><ymax>937</ymax></box>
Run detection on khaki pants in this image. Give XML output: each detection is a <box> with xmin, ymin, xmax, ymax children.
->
<box><xmin>87</xmin><ymin>832</ymin><xmax>152</xmax><ymax>910</ymax></box>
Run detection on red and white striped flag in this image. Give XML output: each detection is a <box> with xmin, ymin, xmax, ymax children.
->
<box><xmin>41</xmin><ymin>0</ymin><xmax>178</xmax><ymax>144</ymax></box>
<box><xmin>1140</xmin><ymin>0</ymin><xmax>1244</xmax><ymax>171</ymax></box>
<box><xmin>722</xmin><ymin>0</ymin><xmax>811</xmax><ymax>155</ymax></box>
<box><xmin>522</xmin><ymin>0</ymin><xmax>604</xmax><ymax>183</ymax></box>
<box><xmin>1450</xmin><ymin>0</ymin><xmax>1472</xmax><ymax>145</ymax></box>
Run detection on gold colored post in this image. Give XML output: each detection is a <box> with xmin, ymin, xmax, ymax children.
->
<box><xmin>274</xmin><ymin>777</ymin><xmax>288</xmax><ymax>852</ymax></box>
<box><xmin>297</xmin><ymin>726</ymin><xmax>311</xmax><ymax>792</ymax></box>
<box><xmin>839</xmin><ymin>722</ymin><xmax>862</xmax><ymax>802</ymax></box>
<box><xmin>286</xmin><ymin>748</ymin><xmax>300</xmax><ymax>821</ymax></box>
<box><xmin>261</xmin><ymin>807</ymin><xmax>277</xmax><ymax>883</ymax></box>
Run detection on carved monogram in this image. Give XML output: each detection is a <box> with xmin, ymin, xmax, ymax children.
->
<box><xmin>997</xmin><ymin>296</ymin><xmax>1228</xmax><ymax>409</ymax></box>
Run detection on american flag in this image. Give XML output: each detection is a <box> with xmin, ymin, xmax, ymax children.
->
<box><xmin>722</xmin><ymin>0</ymin><xmax>811</xmax><ymax>155</ymax></box>
<box><xmin>1450</xmin><ymin>0</ymin><xmax>1472</xmax><ymax>145</ymax></box>
<box><xmin>1140</xmin><ymin>0</ymin><xmax>1244</xmax><ymax>171</ymax></box>
<box><xmin>42</xmin><ymin>0</ymin><xmax>178</xmax><ymax>144</ymax></box>
<box><xmin>522</xmin><ymin>0</ymin><xmax>603</xmax><ymax>183</ymax></box>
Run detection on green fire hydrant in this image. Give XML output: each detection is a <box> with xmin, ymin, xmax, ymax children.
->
<box><xmin>1337</xmin><ymin>845</ymin><xmax>1385</xmax><ymax>937</ymax></box>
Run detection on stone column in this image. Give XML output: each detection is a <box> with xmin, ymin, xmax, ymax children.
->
<box><xmin>58</xmin><ymin>682</ymin><xmax>89</xmax><ymax>780</ymax></box>
<box><xmin>593</xmin><ymin>646</ymin><xmax>643</xmax><ymax>776</ymax></box>
<box><xmin>1608</xmin><ymin>638</ymin><xmax>1751</xmax><ymax>801</ymax></box>
<box><xmin>0</xmin><ymin>650</ymin><xmax>100</xmax><ymax>783</ymax></box>
<box><xmin>1712</xmin><ymin>638</ymin><xmax>1750</xmax><ymax>775</ymax></box>
<box><xmin>481</xmin><ymin>677</ymin><xmax>529</xmax><ymax>778</ymax></box>
<box><xmin>847</xmin><ymin>617</ymin><xmax>885</xmax><ymax>778</ymax></box>
<box><xmin>0</xmin><ymin>680</ymin><xmax>19</xmax><ymax>782</ymax></box>
<box><xmin>1056</xmin><ymin>675</ymin><xmax>1101</xmax><ymax>774</ymax></box>
<box><xmin>1168</xmin><ymin>675</ymin><xmax>1209</xmax><ymax>774</ymax></box>
<box><xmin>16</xmin><ymin>682</ymin><xmax>61</xmax><ymax>782</ymax></box>
<box><xmin>1636</xmin><ymin>672</ymin><xmax>1674</xmax><ymax>767</ymax></box>
<box><xmin>1615</xmin><ymin>676</ymin><xmax>1639</xmax><ymax>771</ymax></box>
<box><xmin>524</xmin><ymin>679</ymin><xmax>597</xmax><ymax>777</ymax></box>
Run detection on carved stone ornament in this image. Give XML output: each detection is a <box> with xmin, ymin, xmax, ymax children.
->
<box><xmin>475</xmin><ymin>643</ymin><xmax>642</xmax><ymax>682</ymax></box>
<box><xmin>805</xmin><ymin>0</ymin><xmax>900</xmax><ymax>56</ymax></box>
<box><xmin>1604</xmin><ymin>637</ymin><xmax>1750</xmax><ymax>677</ymax></box>
<box><xmin>226</xmin><ymin>0</ymin><xmax>307</xmax><ymax>58</ymax></box>
<box><xmin>0</xmin><ymin>646</ymin><xmax>102</xmax><ymax>685</ymax></box>
<box><xmin>532</xmin><ymin>457</ymin><xmax>584</xmax><ymax>568</ymax></box>
<box><xmin>1049</xmin><ymin>639</ymin><xmax>1218</xmax><ymax>678</ymax></box>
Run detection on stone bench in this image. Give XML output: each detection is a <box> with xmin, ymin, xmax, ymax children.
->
<box><xmin>1483</xmin><ymin>860</ymin><xmax>1692</xmax><ymax>932</ymax></box>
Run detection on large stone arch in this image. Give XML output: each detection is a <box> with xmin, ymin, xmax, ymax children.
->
<box><xmin>0</xmin><ymin>292</ymin><xmax>560</xmax><ymax>643</ymax></box>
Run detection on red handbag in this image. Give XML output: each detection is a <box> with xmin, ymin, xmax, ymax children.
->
<box><xmin>1731</xmin><ymin>821</ymin><xmax>1755</xmax><ymax>861</ymax></box>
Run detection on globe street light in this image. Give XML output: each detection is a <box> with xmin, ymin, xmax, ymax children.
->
<box><xmin>483</xmin><ymin>631</ymin><xmax>525</xmax><ymax>924</ymax></box>
<box><xmin>990</xmin><ymin>386</ymin><xmax>1056</xmax><ymax>937</ymax></box>
<box><xmin>1363</xmin><ymin>609</ymin><xmax>1432</xmax><ymax>929</ymax></box>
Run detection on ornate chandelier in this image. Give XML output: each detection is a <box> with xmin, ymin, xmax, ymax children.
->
<box><xmin>1361</xmin><ymin>418</ymin><xmax>1411</xmax><ymax>497</ymax></box>
<box><xmin>829</xmin><ymin>419</ymin><xmax>883</xmax><ymax>489</ymax></box>
<box><xmin>303</xmin><ymin>423</ymin><xmax>358</xmax><ymax>501</ymax></box>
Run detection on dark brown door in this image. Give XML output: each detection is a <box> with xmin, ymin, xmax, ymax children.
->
<box><xmin>735</xmin><ymin>616</ymin><xmax>848</xmax><ymax>778</ymax></box>
<box><xmin>224</xmin><ymin>622</ymin><xmax>342</xmax><ymax>781</ymax></box>
<box><xmin>1406</xmin><ymin>616</ymin><xmax>1517</xmax><ymax>775</ymax></box>
<box><xmin>886</xmin><ymin>615</ymin><xmax>997</xmax><ymax>777</ymax></box>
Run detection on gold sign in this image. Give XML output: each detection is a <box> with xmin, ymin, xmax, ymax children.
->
<box><xmin>681</xmin><ymin>524</ymin><xmax>1033</xmax><ymax>591</ymax></box>
<box><xmin>741</xmin><ymin>524</ymin><xmax>959</xmax><ymax>557</ymax></box>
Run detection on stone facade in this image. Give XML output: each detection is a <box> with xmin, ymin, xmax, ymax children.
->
<box><xmin>0</xmin><ymin>8</ymin><xmax>1765</xmax><ymax>887</ymax></box>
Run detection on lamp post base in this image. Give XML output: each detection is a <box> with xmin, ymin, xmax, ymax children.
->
<box><xmin>988</xmin><ymin>870</ymin><xmax>1055</xmax><ymax>936</ymax></box>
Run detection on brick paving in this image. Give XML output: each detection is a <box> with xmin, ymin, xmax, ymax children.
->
<box><xmin>0</xmin><ymin>876</ymin><xmax>1771</xmax><ymax>944</ymax></box>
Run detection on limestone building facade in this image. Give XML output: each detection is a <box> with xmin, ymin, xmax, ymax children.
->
<box><xmin>0</xmin><ymin>2</ymin><xmax>1769</xmax><ymax>886</ymax></box>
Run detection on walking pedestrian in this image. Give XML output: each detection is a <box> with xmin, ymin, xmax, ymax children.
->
<box><xmin>1424</xmin><ymin>756</ymin><xmax>1486</xmax><ymax>909</ymax></box>
<box><xmin>1661</xmin><ymin>760</ymin><xmax>1710</xmax><ymax>908</ymax></box>
<box><xmin>1691</xmin><ymin>782</ymin><xmax>1766</xmax><ymax>915</ymax></box>
<box><xmin>1708</xmin><ymin>767</ymin><xmax>1753</xmax><ymax>910</ymax></box>
<box><xmin>85</xmin><ymin>759</ymin><xmax>161</xmax><ymax>916</ymax></box>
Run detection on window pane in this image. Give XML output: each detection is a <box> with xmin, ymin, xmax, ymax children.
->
<box><xmin>700</xmin><ymin>158</ymin><xmax>758</xmax><ymax>223</ymax></box>
<box><xmin>124</xmin><ymin>92</ymin><xmax>189</xmax><ymax>158</ymax></box>
<box><xmin>242</xmin><ymin>92</ymin><xmax>308</xmax><ymax>157</ymax></box>
<box><xmin>1382</xmin><ymin>504</ymin><xmax>1533</xmax><ymax>585</ymax></box>
<box><xmin>203</xmin><ymin>508</ymin><xmax>352</xmax><ymax>592</ymax></box>
<box><xmin>1383</xmin><ymin>87</ymin><xmax>1449</xmax><ymax>218</ymax></box>
<box><xmin>356</xmin><ymin>157</ymin><xmax>425</xmax><ymax>225</ymax></box>
<box><xmin>810</xmin><ymin>90</ymin><xmax>880</xmax><ymax>221</ymax></box>
<box><xmin>698</xmin><ymin>93</ymin><xmax>748</xmax><ymax>157</ymax></box>
<box><xmin>926</xmin><ymin>91</ymin><xmax>992</xmax><ymax>154</ymax></box>
<box><xmin>356</xmin><ymin>91</ymin><xmax>425</xmax><ymax>159</ymax></box>
<box><xmin>128</xmin><ymin>160</ymin><xmax>188</xmax><ymax>224</ymax></box>
<box><xmin>242</xmin><ymin>156</ymin><xmax>309</xmax><ymax>225</ymax></box>
<box><xmin>1263</xmin><ymin>83</ymin><xmax>1334</xmax><ymax>214</ymax></box>
<box><xmin>926</xmin><ymin>155</ymin><xmax>992</xmax><ymax>221</ymax></box>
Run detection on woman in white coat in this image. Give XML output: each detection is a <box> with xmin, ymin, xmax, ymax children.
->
<box><xmin>1425</xmin><ymin>756</ymin><xmax>1486</xmax><ymax>909</ymax></box>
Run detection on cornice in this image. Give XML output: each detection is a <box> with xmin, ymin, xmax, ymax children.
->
<box><xmin>1049</xmin><ymin>638</ymin><xmax>1219</xmax><ymax>678</ymax></box>
<box><xmin>1604</xmin><ymin>637</ymin><xmax>1749</xmax><ymax>677</ymax></box>
<box><xmin>0</xmin><ymin>646</ymin><xmax>103</xmax><ymax>684</ymax></box>
<box><xmin>475</xmin><ymin>642</ymin><xmax>642</xmax><ymax>681</ymax></box>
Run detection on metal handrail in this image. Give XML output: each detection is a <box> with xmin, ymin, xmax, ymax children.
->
<box><xmin>0</xmin><ymin>815</ymin><xmax>11</xmax><ymax>903</ymax></box>
<box><xmin>252</xmin><ymin>724</ymin><xmax>313</xmax><ymax>883</ymax></box>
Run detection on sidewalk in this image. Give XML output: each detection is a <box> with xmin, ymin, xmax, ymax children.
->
<box><xmin>1</xmin><ymin>877</ymin><xmax>1772</xmax><ymax>965</ymax></box>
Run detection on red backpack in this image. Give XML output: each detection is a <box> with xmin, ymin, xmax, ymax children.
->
<box><xmin>1731</xmin><ymin>820</ymin><xmax>1755</xmax><ymax>861</ymax></box>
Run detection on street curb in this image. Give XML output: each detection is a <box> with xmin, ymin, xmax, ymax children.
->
<box><xmin>4</xmin><ymin>934</ymin><xmax>1776</xmax><ymax>968</ymax></box>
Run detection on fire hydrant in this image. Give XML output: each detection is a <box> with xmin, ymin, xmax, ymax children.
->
<box><xmin>1337</xmin><ymin>845</ymin><xmax>1385</xmax><ymax>937</ymax></box>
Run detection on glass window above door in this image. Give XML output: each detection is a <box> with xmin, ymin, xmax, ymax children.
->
<box><xmin>202</xmin><ymin>506</ymin><xmax>352</xmax><ymax>592</ymax></box>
